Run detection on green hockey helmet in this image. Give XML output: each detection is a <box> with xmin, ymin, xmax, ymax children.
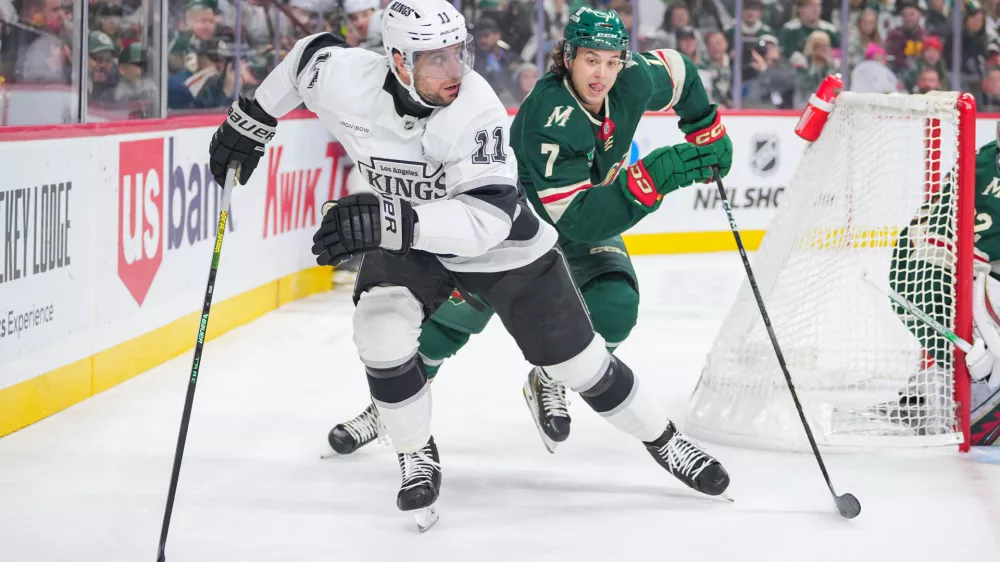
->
<box><xmin>562</xmin><ymin>7</ymin><xmax>631</xmax><ymax>66</ymax></box>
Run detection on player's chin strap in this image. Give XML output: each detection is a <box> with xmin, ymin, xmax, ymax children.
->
<box><xmin>388</xmin><ymin>61</ymin><xmax>440</xmax><ymax>111</ymax></box>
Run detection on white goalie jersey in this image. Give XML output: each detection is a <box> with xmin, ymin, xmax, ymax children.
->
<box><xmin>253</xmin><ymin>33</ymin><xmax>557</xmax><ymax>273</ymax></box>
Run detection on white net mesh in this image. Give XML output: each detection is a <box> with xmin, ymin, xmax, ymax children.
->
<box><xmin>687</xmin><ymin>92</ymin><xmax>967</xmax><ymax>450</ymax></box>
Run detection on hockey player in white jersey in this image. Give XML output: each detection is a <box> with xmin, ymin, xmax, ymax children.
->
<box><xmin>206</xmin><ymin>0</ymin><xmax>731</xmax><ymax>530</ymax></box>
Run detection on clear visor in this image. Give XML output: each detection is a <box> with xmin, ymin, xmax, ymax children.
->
<box><xmin>411</xmin><ymin>36</ymin><xmax>475</xmax><ymax>81</ymax></box>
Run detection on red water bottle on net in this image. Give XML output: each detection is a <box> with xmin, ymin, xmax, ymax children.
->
<box><xmin>795</xmin><ymin>73</ymin><xmax>844</xmax><ymax>142</ymax></box>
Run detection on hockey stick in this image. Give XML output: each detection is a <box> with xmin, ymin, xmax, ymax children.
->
<box><xmin>860</xmin><ymin>273</ymin><xmax>973</xmax><ymax>353</ymax></box>
<box><xmin>156</xmin><ymin>163</ymin><xmax>240</xmax><ymax>562</ymax></box>
<box><xmin>712</xmin><ymin>166</ymin><xmax>861</xmax><ymax>519</ymax></box>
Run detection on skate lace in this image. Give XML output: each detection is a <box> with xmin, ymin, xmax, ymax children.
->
<box><xmin>343</xmin><ymin>404</ymin><xmax>380</xmax><ymax>445</ymax></box>
<box><xmin>659</xmin><ymin>433</ymin><xmax>711</xmax><ymax>482</ymax></box>
<box><xmin>537</xmin><ymin>369</ymin><xmax>570</xmax><ymax>418</ymax></box>
<box><xmin>399</xmin><ymin>445</ymin><xmax>441</xmax><ymax>492</ymax></box>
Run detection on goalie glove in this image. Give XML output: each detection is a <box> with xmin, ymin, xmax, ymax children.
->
<box><xmin>311</xmin><ymin>193</ymin><xmax>417</xmax><ymax>266</ymax></box>
<box><xmin>208</xmin><ymin>95</ymin><xmax>277</xmax><ymax>187</ymax></box>
<box><xmin>964</xmin><ymin>337</ymin><xmax>1000</xmax><ymax>389</ymax></box>
<box><xmin>969</xmin><ymin>271</ymin><xmax>1000</xmax><ymax>390</ymax></box>
<box><xmin>620</xmin><ymin>142</ymin><xmax>718</xmax><ymax>207</ymax></box>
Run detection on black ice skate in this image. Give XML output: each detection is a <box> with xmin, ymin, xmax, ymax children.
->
<box><xmin>397</xmin><ymin>437</ymin><xmax>442</xmax><ymax>532</ymax></box>
<box><xmin>644</xmin><ymin>422</ymin><xmax>731</xmax><ymax>497</ymax></box>
<box><xmin>327</xmin><ymin>403</ymin><xmax>380</xmax><ymax>454</ymax></box>
<box><xmin>522</xmin><ymin>367</ymin><xmax>571</xmax><ymax>453</ymax></box>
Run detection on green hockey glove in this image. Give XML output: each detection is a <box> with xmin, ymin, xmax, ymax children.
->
<box><xmin>680</xmin><ymin>107</ymin><xmax>732</xmax><ymax>179</ymax></box>
<box><xmin>620</xmin><ymin>142</ymin><xmax>717</xmax><ymax>207</ymax></box>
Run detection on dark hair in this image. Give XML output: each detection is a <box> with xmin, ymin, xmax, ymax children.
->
<box><xmin>660</xmin><ymin>2</ymin><xmax>689</xmax><ymax>33</ymax></box>
<box><xmin>549</xmin><ymin>40</ymin><xmax>568</xmax><ymax>78</ymax></box>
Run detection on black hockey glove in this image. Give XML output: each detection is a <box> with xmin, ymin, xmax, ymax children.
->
<box><xmin>208</xmin><ymin>95</ymin><xmax>277</xmax><ymax>187</ymax></box>
<box><xmin>311</xmin><ymin>193</ymin><xmax>418</xmax><ymax>266</ymax></box>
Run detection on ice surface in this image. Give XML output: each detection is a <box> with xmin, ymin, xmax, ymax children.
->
<box><xmin>1</xmin><ymin>254</ymin><xmax>997</xmax><ymax>562</ymax></box>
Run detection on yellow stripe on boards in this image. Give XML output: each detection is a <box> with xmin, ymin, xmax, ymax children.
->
<box><xmin>91</xmin><ymin>281</ymin><xmax>279</xmax><ymax>394</ymax></box>
<box><xmin>792</xmin><ymin>226</ymin><xmax>902</xmax><ymax>250</ymax></box>
<box><xmin>0</xmin><ymin>358</ymin><xmax>93</xmax><ymax>437</ymax></box>
<box><xmin>0</xmin><ymin>266</ymin><xmax>333</xmax><ymax>439</ymax></box>
<box><xmin>278</xmin><ymin>266</ymin><xmax>333</xmax><ymax>307</ymax></box>
<box><xmin>622</xmin><ymin>230</ymin><xmax>767</xmax><ymax>254</ymax></box>
<box><xmin>621</xmin><ymin>226</ymin><xmax>904</xmax><ymax>255</ymax></box>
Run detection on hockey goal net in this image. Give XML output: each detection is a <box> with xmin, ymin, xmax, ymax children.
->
<box><xmin>688</xmin><ymin>91</ymin><xmax>976</xmax><ymax>451</ymax></box>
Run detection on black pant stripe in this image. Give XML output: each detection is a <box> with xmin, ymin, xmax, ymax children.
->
<box><xmin>580</xmin><ymin>357</ymin><xmax>635</xmax><ymax>414</ymax></box>
<box><xmin>366</xmin><ymin>355</ymin><xmax>427</xmax><ymax>405</ymax></box>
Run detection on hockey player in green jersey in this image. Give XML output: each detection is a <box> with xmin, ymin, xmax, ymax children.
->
<box><xmin>328</xmin><ymin>7</ymin><xmax>733</xmax><ymax>454</ymax></box>
<box><xmin>888</xmin><ymin>130</ymin><xmax>1000</xmax><ymax>446</ymax></box>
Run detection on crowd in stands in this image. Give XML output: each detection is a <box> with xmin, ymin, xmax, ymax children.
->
<box><xmin>3</xmin><ymin>0</ymin><xmax>1000</xmax><ymax>125</ymax></box>
<box><xmin>454</xmin><ymin>0</ymin><xmax>1000</xmax><ymax>111</ymax></box>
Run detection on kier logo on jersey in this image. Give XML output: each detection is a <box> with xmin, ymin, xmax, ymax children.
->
<box><xmin>356</xmin><ymin>157</ymin><xmax>447</xmax><ymax>202</ymax></box>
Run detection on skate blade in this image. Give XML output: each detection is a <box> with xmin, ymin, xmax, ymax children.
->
<box><xmin>522</xmin><ymin>383</ymin><xmax>559</xmax><ymax>454</ymax></box>
<box><xmin>414</xmin><ymin>506</ymin><xmax>439</xmax><ymax>532</ymax></box>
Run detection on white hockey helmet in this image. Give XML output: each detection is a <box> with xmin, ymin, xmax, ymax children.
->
<box><xmin>381</xmin><ymin>0</ymin><xmax>473</xmax><ymax>107</ymax></box>
<box><xmin>344</xmin><ymin>0</ymin><xmax>378</xmax><ymax>15</ymax></box>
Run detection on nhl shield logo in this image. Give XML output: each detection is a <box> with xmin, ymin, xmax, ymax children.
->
<box><xmin>751</xmin><ymin>134</ymin><xmax>779</xmax><ymax>177</ymax></box>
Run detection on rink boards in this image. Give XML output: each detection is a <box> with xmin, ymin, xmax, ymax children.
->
<box><xmin>0</xmin><ymin>109</ymin><xmax>998</xmax><ymax>438</ymax></box>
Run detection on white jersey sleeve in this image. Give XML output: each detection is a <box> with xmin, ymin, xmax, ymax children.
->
<box><xmin>413</xmin><ymin>80</ymin><xmax>518</xmax><ymax>256</ymax></box>
<box><xmin>253</xmin><ymin>32</ymin><xmax>347</xmax><ymax>118</ymax></box>
<box><xmin>253</xmin><ymin>34</ymin><xmax>520</xmax><ymax>260</ymax></box>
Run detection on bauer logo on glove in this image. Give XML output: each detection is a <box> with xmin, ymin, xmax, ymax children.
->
<box><xmin>208</xmin><ymin>95</ymin><xmax>278</xmax><ymax>187</ymax></box>
<box><xmin>227</xmin><ymin>104</ymin><xmax>276</xmax><ymax>143</ymax></box>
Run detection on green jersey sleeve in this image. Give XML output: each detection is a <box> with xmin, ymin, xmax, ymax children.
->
<box><xmin>514</xmin><ymin>110</ymin><xmax>660</xmax><ymax>243</ymax></box>
<box><xmin>891</xmin><ymin>141</ymin><xmax>1000</xmax><ymax>279</ymax></box>
<box><xmin>631</xmin><ymin>50</ymin><xmax>714</xmax><ymax>123</ymax></box>
<box><xmin>887</xmin><ymin>142</ymin><xmax>1000</xmax><ymax>363</ymax></box>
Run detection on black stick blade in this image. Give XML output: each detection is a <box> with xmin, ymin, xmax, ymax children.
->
<box><xmin>836</xmin><ymin>493</ymin><xmax>862</xmax><ymax>519</ymax></box>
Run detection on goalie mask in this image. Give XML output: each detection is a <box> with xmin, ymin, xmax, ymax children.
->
<box><xmin>382</xmin><ymin>0</ymin><xmax>474</xmax><ymax>108</ymax></box>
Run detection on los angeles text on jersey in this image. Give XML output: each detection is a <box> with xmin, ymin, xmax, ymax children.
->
<box><xmin>356</xmin><ymin>157</ymin><xmax>447</xmax><ymax>201</ymax></box>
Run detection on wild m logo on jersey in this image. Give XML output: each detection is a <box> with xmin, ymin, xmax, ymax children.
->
<box><xmin>545</xmin><ymin>106</ymin><xmax>574</xmax><ymax>128</ymax></box>
<box><xmin>357</xmin><ymin>157</ymin><xmax>447</xmax><ymax>201</ymax></box>
<box><xmin>984</xmin><ymin>177</ymin><xmax>1000</xmax><ymax>199</ymax></box>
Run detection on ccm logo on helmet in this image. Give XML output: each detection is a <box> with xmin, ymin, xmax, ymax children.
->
<box><xmin>227</xmin><ymin>106</ymin><xmax>276</xmax><ymax>142</ymax></box>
